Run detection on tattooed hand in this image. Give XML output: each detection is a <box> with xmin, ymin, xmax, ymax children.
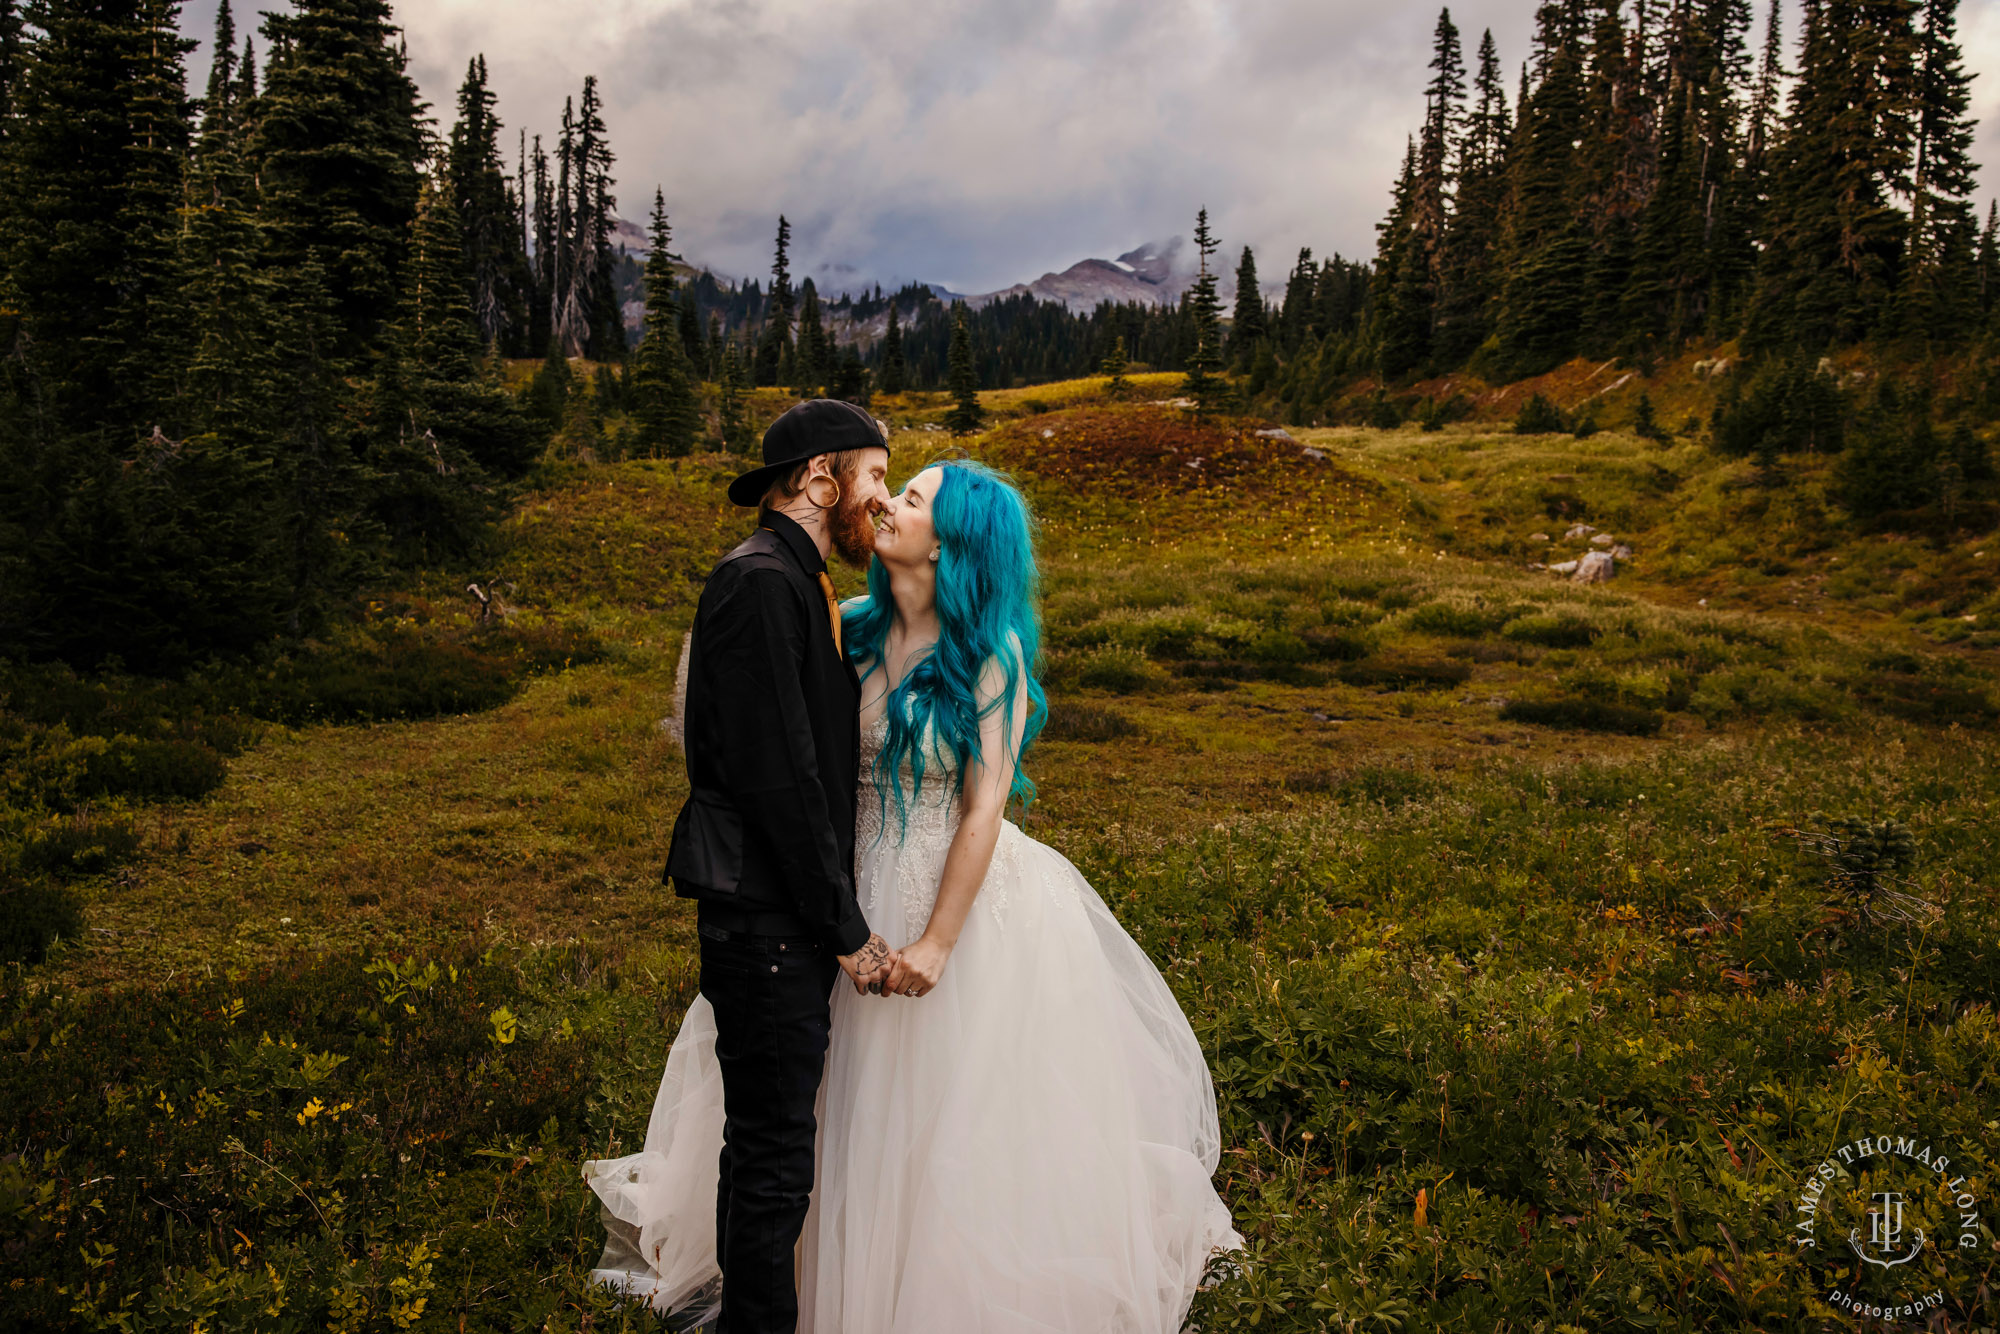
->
<box><xmin>837</xmin><ymin>933</ymin><xmax>897</xmax><ymax>995</ymax></box>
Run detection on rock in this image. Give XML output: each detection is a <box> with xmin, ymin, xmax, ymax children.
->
<box><xmin>1255</xmin><ymin>427</ymin><xmax>1294</xmax><ymax>441</ymax></box>
<box><xmin>1564</xmin><ymin>523</ymin><xmax>1597</xmax><ymax>540</ymax></box>
<box><xmin>1041</xmin><ymin>428</ymin><xmax>1054</xmax><ymax>438</ymax></box>
<box><xmin>1549</xmin><ymin>559</ymin><xmax>1580</xmax><ymax>575</ymax></box>
<box><xmin>1526</xmin><ymin>562</ymin><xmax>1548</xmax><ymax>571</ymax></box>
<box><xmin>1590</xmin><ymin>533</ymin><xmax>1615</xmax><ymax>548</ymax></box>
<box><xmin>1529</xmin><ymin>532</ymin><xmax>1551</xmax><ymax>542</ymax></box>
<box><xmin>1301</xmin><ymin>446</ymin><xmax>1327</xmax><ymax>461</ymax></box>
<box><xmin>1572</xmin><ymin>551</ymin><xmax>1616</xmax><ymax>584</ymax></box>
<box><xmin>1611</xmin><ymin>543</ymin><xmax>1634</xmax><ymax>560</ymax></box>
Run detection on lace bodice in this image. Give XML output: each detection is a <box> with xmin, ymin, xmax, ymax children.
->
<box><xmin>855</xmin><ymin>711</ymin><xmax>1024</xmax><ymax>939</ymax></box>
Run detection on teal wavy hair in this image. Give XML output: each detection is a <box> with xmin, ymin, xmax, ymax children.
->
<box><xmin>843</xmin><ymin>458</ymin><xmax>1048</xmax><ymax>840</ymax></box>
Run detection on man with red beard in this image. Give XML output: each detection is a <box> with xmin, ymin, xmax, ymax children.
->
<box><xmin>662</xmin><ymin>398</ymin><xmax>896</xmax><ymax>1332</ymax></box>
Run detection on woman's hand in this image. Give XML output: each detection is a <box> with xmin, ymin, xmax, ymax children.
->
<box><xmin>882</xmin><ymin>935</ymin><xmax>951</xmax><ymax>998</ymax></box>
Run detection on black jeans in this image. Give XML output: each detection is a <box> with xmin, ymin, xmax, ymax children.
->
<box><xmin>698</xmin><ymin>920</ymin><xmax>838</xmax><ymax>1334</ymax></box>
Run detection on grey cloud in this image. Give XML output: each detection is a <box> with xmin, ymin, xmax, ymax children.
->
<box><xmin>177</xmin><ymin>1</ymin><xmax>2000</xmax><ymax>297</ymax></box>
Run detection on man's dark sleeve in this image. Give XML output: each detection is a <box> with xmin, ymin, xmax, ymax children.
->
<box><xmin>703</xmin><ymin>566</ymin><xmax>872</xmax><ymax>955</ymax></box>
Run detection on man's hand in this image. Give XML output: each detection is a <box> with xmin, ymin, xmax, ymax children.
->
<box><xmin>836</xmin><ymin>933</ymin><xmax>896</xmax><ymax>995</ymax></box>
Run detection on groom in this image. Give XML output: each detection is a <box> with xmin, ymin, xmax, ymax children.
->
<box><xmin>665</xmin><ymin>398</ymin><xmax>896</xmax><ymax>1332</ymax></box>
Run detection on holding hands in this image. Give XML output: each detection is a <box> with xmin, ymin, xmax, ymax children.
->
<box><xmin>881</xmin><ymin>935</ymin><xmax>949</xmax><ymax>998</ymax></box>
<box><xmin>837</xmin><ymin>934</ymin><xmax>897</xmax><ymax>995</ymax></box>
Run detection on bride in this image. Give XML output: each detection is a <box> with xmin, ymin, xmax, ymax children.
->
<box><xmin>585</xmin><ymin>459</ymin><xmax>1241</xmax><ymax>1331</ymax></box>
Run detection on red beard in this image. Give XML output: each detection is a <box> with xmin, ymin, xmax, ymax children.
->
<box><xmin>829</xmin><ymin>490</ymin><xmax>878</xmax><ymax>569</ymax></box>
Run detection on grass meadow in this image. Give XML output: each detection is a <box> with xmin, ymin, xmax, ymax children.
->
<box><xmin>4</xmin><ymin>382</ymin><xmax>1998</xmax><ymax>1331</ymax></box>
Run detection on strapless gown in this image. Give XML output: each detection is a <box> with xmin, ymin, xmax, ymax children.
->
<box><xmin>584</xmin><ymin>715</ymin><xmax>1241</xmax><ymax>1331</ymax></box>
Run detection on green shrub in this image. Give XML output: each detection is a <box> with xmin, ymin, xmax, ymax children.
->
<box><xmin>1041</xmin><ymin>702</ymin><xmax>1139</xmax><ymax>742</ymax></box>
<box><xmin>1512</xmin><ymin>393</ymin><xmax>1568</xmax><ymax>434</ymax></box>
<box><xmin>1299</xmin><ymin>627</ymin><xmax>1374</xmax><ymax>661</ymax></box>
<box><xmin>1406</xmin><ymin>601</ymin><xmax>1514</xmax><ymax>638</ymax></box>
<box><xmin>1500</xmin><ymin>696</ymin><xmax>1664</xmax><ymax>735</ymax></box>
<box><xmin>1336</xmin><ymin>657</ymin><xmax>1472</xmax><ymax>691</ymax></box>
<box><xmin>1335</xmin><ymin>765</ymin><xmax>1436</xmax><ymax>807</ymax></box>
<box><xmin>1073</xmin><ymin>646</ymin><xmax>1166</xmax><ymax>694</ymax></box>
<box><xmin>1503</xmin><ymin>613</ymin><xmax>1601</xmax><ymax>648</ymax></box>
<box><xmin>79</xmin><ymin>737</ymin><xmax>229</xmax><ymax>802</ymax></box>
<box><xmin>19</xmin><ymin>813</ymin><xmax>144</xmax><ymax>878</ymax></box>
<box><xmin>0</xmin><ymin>879</ymin><xmax>82</xmax><ymax>964</ymax></box>
<box><xmin>1849</xmin><ymin>672</ymin><xmax>1999</xmax><ymax>728</ymax></box>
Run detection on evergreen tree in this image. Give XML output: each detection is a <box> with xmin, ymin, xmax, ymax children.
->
<box><xmin>446</xmin><ymin>55</ymin><xmax>530</xmax><ymax>352</ymax></box>
<box><xmin>1181</xmin><ymin>208</ymin><xmax>1227</xmax><ymax>412</ymax></box>
<box><xmin>1486</xmin><ymin>3</ymin><xmax>1590</xmax><ymax>377</ymax></box>
<box><xmin>795</xmin><ymin>277</ymin><xmax>829</xmax><ymax>396</ymax></box>
<box><xmin>830</xmin><ymin>344</ymin><xmax>869</xmax><ymax>406</ymax></box>
<box><xmin>1101</xmin><ymin>334</ymin><xmax>1129</xmax><ymax>390</ymax></box>
<box><xmin>677</xmin><ymin>271</ymin><xmax>706</xmax><ymax>373</ymax></box>
<box><xmin>1895</xmin><ymin>0</ymin><xmax>1979</xmax><ymax>341</ymax></box>
<box><xmin>1280</xmin><ymin>247</ymin><xmax>1316</xmax><ymax>350</ymax></box>
<box><xmin>1373</xmin><ymin>138</ymin><xmax>1431</xmax><ymax>376</ymax></box>
<box><xmin>630</xmin><ymin>188</ymin><xmax>699</xmax><ymax>457</ymax></box>
<box><xmin>716</xmin><ymin>339</ymin><xmax>752</xmax><ymax>453</ymax></box>
<box><xmin>945</xmin><ymin>301</ymin><xmax>984</xmax><ymax>434</ymax></box>
<box><xmin>572</xmin><ymin>75</ymin><xmax>620</xmax><ymax>358</ymax></box>
<box><xmin>252</xmin><ymin>0</ymin><xmax>425</xmax><ymax>358</ymax></box>
<box><xmin>199</xmin><ymin>0</ymin><xmax>236</xmax><ymax>139</ymax></box>
<box><xmin>383</xmin><ymin>174</ymin><xmax>535</xmax><ymax>483</ymax></box>
<box><xmin>1748</xmin><ymin>0</ymin><xmax>1919</xmax><ymax>348</ymax></box>
<box><xmin>1435</xmin><ymin>27</ymin><xmax>1509</xmax><ymax>364</ymax></box>
<box><xmin>528</xmin><ymin>133</ymin><xmax>553</xmax><ymax>358</ymax></box>
<box><xmin>1230</xmin><ymin>245</ymin><xmax>1265</xmax><ymax>360</ymax></box>
<box><xmin>879</xmin><ymin>301</ymin><xmax>907</xmax><ymax>394</ymax></box>
<box><xmin>1978</xmin><ymin>200</ymin><xmax>1999</xmax><ymax>318</ymax></box>
<box><xmin>756</xmin><ymin>214</ymin><xmax>794</xmax><ymax>387</ymax></box>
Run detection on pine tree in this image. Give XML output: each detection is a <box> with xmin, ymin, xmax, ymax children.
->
<box><xmin>677</xmin><ymin>273</ymin><xmax>706</xmax><ymax>373</ymax></box>
<box><xmin>528</xmin><ymin>134</ymin><xmax>554</xmax><ymax>358</ymax></box>
<box><xmin>572</xmin><ymin>75</ymin><xmax>620</xmax><ymax>359</ymax></box>
<box><xmin>446</xmin><ymin>55</ymin><xmax>530</xmax><ymax>352</ymax></box>
<box><xmin>1748</xmin><ymin>0</ymin><xmax>1920</xmax><ymax>349</ymax></box>
<box><xmin>1978</xmin><ymin>200</ymin><xmax>2000</xmax><ymax>318</ymax></box>
<box><xmin>1230</xmin><ymin>245</ymin><xmax>1266</xmax><ymax>360</ymax></box>
<box><xmin>1486</xmin><ymin>4</ymin><xmax>1590</xmax><ymax>377</ymax></box>
<box><xmin>756</xmin><ymin>215</ymin><xmax>794</xmax><ymax>387</ymax></box>
<box><xmin>795</xmin><ymin>277</ymin><xmax>829</xmax><ymax>396</ymax></box>
<box><xmin>716</xmin><ymin>339</ymin><xmax>752</xmax><ymax>453</ymax></box>
<box><xmin>388</xmin><ymin>174</ymin><xmax>536</xmax><ymax>480</ymax></box>
<box><xmin>1896</xmin><ymin>0</ymin><xmax>1979</xmax><ymax>341</ymax></box>
<box><xmin>1100</xmin><ymin>334</ymin><xmax>1130</xmax><ymax>391</ymax></box>
<box><xmin>630</xmin><ymin>189</ymin><xmax>699</xmax><ymax>457</ymax></box>
<box><xmin>200</xmin><ymin>0</ymin><xmax>236</xmax><ymax>139</ymax></box>
<box><xmin>1280</xmin><ymin>247</ymin><xmax>1316</xmax><ymax>350</ymax></box>
<box><xmin>252</xmin><ymin>0</ymin><xmax>425</xmax><ymax>357</ymax></box>
<box><xmin>1435</xmin><ymin>27</ymin><xmax>1509</xmax><ymax>364</ymax></box>
<box><xmin>879</xmin><ymin>300</ymin><xmax>907</xmax><ymax>394</ymax></box>
<box><xmin>1181</xmin><ymin>208</ymin><xmax>1227</xmax><ymax>412</ymax></box>
<box><xmin>945</xmin><ymin>301</ymin><xmax>984</xmax><ymax>434</ymax></box>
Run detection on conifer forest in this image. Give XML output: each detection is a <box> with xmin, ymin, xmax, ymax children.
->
<box><xmin>5</xmin><ymin>2</ymin><xmax>2000</xmax><ymax>1331</ymax></box>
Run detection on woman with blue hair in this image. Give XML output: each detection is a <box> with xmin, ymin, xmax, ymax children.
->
<box><xmin>589</xmin><ymin>459</ymin><xmax>1239</xmax><ymax>1330</ymax></box>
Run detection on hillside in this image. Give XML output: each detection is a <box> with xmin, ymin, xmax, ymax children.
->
<box><xmin>4</xmin><ymin>385</ymin><xmax>1997</xmax><ymax>1330</ymax></box>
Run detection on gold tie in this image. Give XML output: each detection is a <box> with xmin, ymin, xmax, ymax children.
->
<box><xmin>817</xmin><ymin>570</ymin><xmax>843</xmax><ymax>654</ymax></box>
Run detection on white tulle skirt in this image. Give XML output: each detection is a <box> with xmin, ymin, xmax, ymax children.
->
<box><xmin>583</xmin><ymin>817</ymin><xmax>1242</xmax><ymax>1332</ymax></box>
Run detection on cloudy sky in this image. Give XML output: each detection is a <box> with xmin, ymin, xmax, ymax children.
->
<box><xmin>176</xmin><ymin>1</ymin><xmax>2000</xmax><ymax>296</ymax></box>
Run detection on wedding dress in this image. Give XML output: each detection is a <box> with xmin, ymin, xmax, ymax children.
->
<box><xmin>584</xmin><ymin>712</ymin><xmax>1241</xmax><ymax>1331</ymax></box>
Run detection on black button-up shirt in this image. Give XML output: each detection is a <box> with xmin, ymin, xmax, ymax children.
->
<box><xmin>663</xmin><ymin>510</ymin><xmax>870</xmax><ymax>955</ymax></box>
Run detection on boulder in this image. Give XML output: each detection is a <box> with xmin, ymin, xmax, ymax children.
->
<box><xmin>1255</xmin><ymin>427</ymin><xmax>1295</xmax><ymax>441</ymax></box>
<box><xmin>1564</xmin><ymin>523</ymin><xmax>1597</xmax><ymax>540</ymax></box>
<box><xmin>1301</xmin><ymin>446</ymin><xmax>1327</xmax><ymax>462</ymax></box>
<box><xmin>1529</xmin><ymin>532</ymin><xmax>1551</xmax><ymax>543</ymax></box>
<box><xmin>1611</xmin><ymin>543</ymin><xmax>1634</xmax><ymax>560</ymax></box>
<box><xmin>1549</xmin><ymin>559</ymin><xmax>1580</xmax><ymax>575</ymax></box>
<box><xmin>1572</xmin><ymin>551</ymin><xmax>1616</xmax><ymax>584</ymax></box>
<box><xmin>1590</xmin><ymin>533</ymin><xmax>1615</xmax><ymax>548</ymax></box>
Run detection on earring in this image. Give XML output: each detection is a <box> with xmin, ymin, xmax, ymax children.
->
<box><xmin>806</xmin><ymin>476</ymin><xmax>842</xmax><ymax>510</ymax></box>
<box><xmin>928</xmin><ymin>549</ymin><xmax>939</xmax><ymax>563</ymax></box>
